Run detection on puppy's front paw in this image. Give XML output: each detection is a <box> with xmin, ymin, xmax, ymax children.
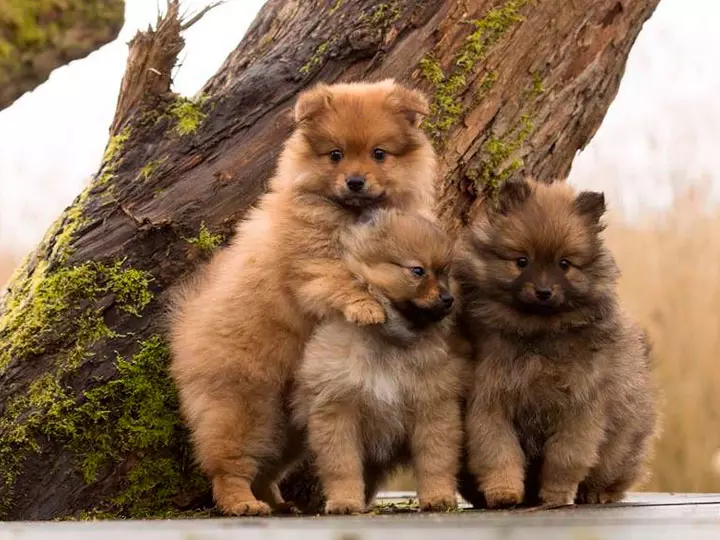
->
<box><xmin>343</xmin><ymin>300</ymin><xmax>385</xmax><ymax>325</ymax></box>
<box><xmin>484</xmin><ymin>483</ymin><xmax>524</xmax><ymax>509</ymax></box>
<box><xmin>420</xmin><ymin>494</ymin><xmax>457</xmax><ymax>512</ymax></box>
<box><xmin>221</xmin><ymin>499</ymin><xmax>272</xmax><ymax>516</ymax></box>
<box><xmin>539</xmin><ymin>487</ymin><xmax>576</xmax><ymax>507</ymax></box>
<box><xmin>325</xmin><ymin>498</ymin><xmax>365</xmax><ymax>515</ymax></box>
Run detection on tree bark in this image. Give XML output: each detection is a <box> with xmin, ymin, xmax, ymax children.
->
<box><xmin>0</xmin><ymin>0</ymin><xmax>660</xmax><ymax>520</ymax></box>
<box><xmin>0</xmin><ymin>0</ymin><xmax>125</xmax><ymax>111</ymax></box>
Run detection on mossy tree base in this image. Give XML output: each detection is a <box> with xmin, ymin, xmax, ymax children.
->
<box><xmin>0</xmin><ymin>0</ymin><xmax>660</xmax><ymax>520</ymax></box>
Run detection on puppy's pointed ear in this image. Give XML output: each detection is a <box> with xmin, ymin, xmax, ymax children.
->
<box><xmin>294</xmin><ymin>83</ymin><xmax>333</xmax><ymax>124</ymax></box>
<box><xmin>387</xmin><ymin>83</ymin><xmax>430</xmax><ymax>127</ymax></box>
<box><xmin>493</xmin><ymin>179</ymin><xmax>532</xmax><ymax>215</ymax></box>
<box><xmin>574</xmin><ymin>191</ymin><xmax>606</xmax><ymax>224</ymax></box>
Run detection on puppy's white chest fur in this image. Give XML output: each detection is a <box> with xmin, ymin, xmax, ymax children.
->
<box><xmin>362</xmin><ymin>363</ymin><xmax>401</xmax><ymax>406</ymax></box>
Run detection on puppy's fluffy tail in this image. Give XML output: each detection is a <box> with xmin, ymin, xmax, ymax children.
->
<box><xmin>162</xmin><ymin>261</ymin><xmax>213</xmax><ymax>346</ymax></box>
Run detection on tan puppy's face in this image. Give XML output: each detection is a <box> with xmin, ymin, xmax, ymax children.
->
<box><xmin>289</xmin><ymin>80</ymin><xmax>432</xmax><ymax>210</ymax></box>
<box><xmin>345</xmin><ymin>210</ymin><xmax>455</xmax><ymax>327</ymax></box>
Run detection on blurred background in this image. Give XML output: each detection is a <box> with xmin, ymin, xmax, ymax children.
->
<box><xmin>1</xmin><ymin>0</ymin><xmax>719</xmax><ymax>493</ymax></box>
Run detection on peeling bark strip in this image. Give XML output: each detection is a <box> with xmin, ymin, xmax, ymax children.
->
<box><xmin>0</xmin><ymin>0</ymin><xmax>660</xmax><ymax>520</ymax></box>
<box><xmin>0</xmin><ymin>0</ymin><xmax>125</xmax><ymax>111</ymax></box>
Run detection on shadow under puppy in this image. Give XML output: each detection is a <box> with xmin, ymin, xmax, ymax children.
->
<box><xmin>293</xmin><ymin>209</ymin><xmax>464</xmax><ymax>515</ymax></box>
<box><xmin>455</xmin><ymin>178</ymin><xmax>658</xmax><ymax>509</ymax></box>
<box><xmin>169</xmin><ymin>79</ymin><xmax>437</xmax><ymax>516</ymax></box>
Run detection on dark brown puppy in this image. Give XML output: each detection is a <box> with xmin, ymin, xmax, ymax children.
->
<box><xmin>455</xmin><ymin>178</ymin><xmax>658</xmax><ymax>508</ymax></box>
<box><xmin>169</xmin><ymin>80</ymin><xmax>436</xmax><ymax>516</ymax></box>
<box><xmin>293</xmin><ymin>209</ymin><xmax>464</xmax><ymax>515</ymax></box>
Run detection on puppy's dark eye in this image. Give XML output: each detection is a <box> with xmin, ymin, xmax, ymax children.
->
<box><xmin>330</xmin><ymin>149</ymin><xmax>344</xmax><ymax>163</ymax></box>
<box><xmin>559</xmin><ymin>258</ymin><xmax>571</xmax><ymax>272</ymax></box>
<box><xmin>372</xmin><ymin>148</ymin><xmax>386</xmax><ymax>162</ymax></box>
<box><xmin>516</xmin><ymin>257</ymin><xmax>529</xmax><ymax>269</ymax></box>
<box><xmin>410</xmin><ymin>266</ymin><xmax>426</xmax><ymax>278</ymax></box>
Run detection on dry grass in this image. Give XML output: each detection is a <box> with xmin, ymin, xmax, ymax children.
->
<box><xmin>388</xmin><ymin>191</ymin><xmax>720</xmax><ymax>493</ymax></box>
<box><xmin>607</xmin><ymin>191</ymin><xmax>720</xmax><ymax>492</ymax></box>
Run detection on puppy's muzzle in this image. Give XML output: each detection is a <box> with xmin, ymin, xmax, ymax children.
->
<box><xmin>345</xmin><ymin>175</ymin><xmax>366</xmax><ymax>193</ymax></box>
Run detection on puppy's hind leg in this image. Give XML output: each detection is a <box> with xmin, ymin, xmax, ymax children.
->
<box><xmin>193</xmin><ymin>392</ymin><xmax>284</xmax><ymax>516</ymax></box>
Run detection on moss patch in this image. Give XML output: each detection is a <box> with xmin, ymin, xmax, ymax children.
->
<box><xmin>169</xmin><ymin>97</ymin><xmax>207</xmax><ymax>136</ymax></box>
<box><xmin>419</xmin><ymin>0</ymin><xmax>532</xmax><ymax>141</ymax></box>
<box><xmin>137</xmin><ymin>157</ymin><xmax>167</xmax><ymax>182</ymax></box>
<box><xmin>0</xmin><ymin>260</ymin><xmax>152</xmax><ymax>372</ymax></box>
<box><xmin>0</xmin><ymin>260</ymin><xmax>155</xmax><ymax>515</ymax></box>
<box><xmin>369</xmin><ymin>2</ymin><xmax>400</xmax><ymax>26</ymax></box>
<box><xmin>467</xmin><ymin>113</ymin><xmax>534</xmax><ymax>195</ymax></box>
<box><xmin>0</xmin><ymin>331</ymin><xmax>207</xmax><ymax>518</ymax></box>
<box><xmin>329</xmin><ymin>0</ymin><xmax>343</xmax><ymax>15</ymax></box>
<box><xmin>299</xmin><ymin>36</ymin><xmax>338</xmax><ymax>76</ymax></box>
<box><xmin>92</xmin><ymin>126</ymin><xmax>132</xmax><ymax>189</ymax></box>
<box><xmin>184</xmin><ymin>222</ymin><xmax>223</xmax><ymax>253</ymax></box>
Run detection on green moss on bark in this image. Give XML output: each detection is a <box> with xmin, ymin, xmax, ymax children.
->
<box><xmin>184</xmin><ymin>222</ymin><xmax>223</xmax><ymax>253</ymax></box>
<box><xmin>419</xmin><ymin>0</ymin><xmax>532</xmax><ymax>141</ymax></box>
<box><xmin>467</xmin><ymin>113</ymin><xmax>534</xmax><ymax>194</ymax></box>
<box><xmin>169</xmin><ymin>97</ymin><xmax>208</xmax><ymax>136</ymax></box>
<box><xmin>0</xmin><ymin>332</ymin><xmax>207</xmax><ymax>518</ymax></box>
<box><xmin>0</xmin><ymin>259</ymin><xmax>155</xmax><ymax>515</ymax></box>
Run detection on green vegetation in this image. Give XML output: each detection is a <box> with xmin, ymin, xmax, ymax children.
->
<box><xmin>419</xmin><ymin>0</ymin><xmax>532</xmax><ymax>140</ymax></box>
<box><xmin>299</xmin><ymin>37</ymin><xmax>338</xmax><ymax>76</ymax></box>
<box><xmin>137</xmin><ymin>157</ymin><xmax>167</xmax><ymax>182</ymax></box>
<box><xmin>169</xmin><ymin>97</ymin><xmax>207</xmax><ymax>136</ymax></box>
<box><xmin>329</xmin><ymin>0</ymin><xmax>344</xmax><ymax>15</ymax></box>
<box><xmin>370</xmin><ymin>2</ymin><xmax>400</xmax><ymax>26</ymax></box>
<box><xmin>95</xmin><ymin>126</ymin><xmax>132</xmax><ymax>188</ymax></box>
<box><xmin>467</xmin><ymin>113</ymin><xmax>534</xmax><ymax>195</ymax></box>
<box><xmin>0</xmin><ymin>259</ymin><xmax>158</xmax><ymax>515</ymax></box>
<box><xmin>0</xmin><ymin>0</ymin><xmax>123</xmax><ymax>85</ymax></box>
<box><xmin>185</xmin><ymin>222</ymin><xmax>223</xmax><ymax>253</ymax></box>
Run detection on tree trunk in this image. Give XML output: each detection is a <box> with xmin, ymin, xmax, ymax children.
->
<box><xmin>0</xmin><ymin>0</ymin><xmax>660</xmax><ymax>520</ymax></box>
<box><xmin>0</xmin><ymin>0</ymin><xmax>125</xmax><ymax>111</ymax></box>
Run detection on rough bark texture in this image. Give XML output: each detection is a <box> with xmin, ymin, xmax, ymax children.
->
<box><xmin>0</xmin><ymin>0</ymin><xmax>660</xmax><ymax>520</ymax></box>
<box><xmin>0</xmin><ymin>0</ymin><xmax>125</xmax><ymax>111</ymax></box>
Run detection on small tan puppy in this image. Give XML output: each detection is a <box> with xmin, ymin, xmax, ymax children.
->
<box><xmin>293</xmin><ymin>209</ymin><xmax>464</xmax><ymax>515</ymax></box>
<box><xmin>455</xmin><ymin>179</ymin><xmax>658</xmax><ymax>509</ymax></box>
<box><xmin>169</xmin><ymin>80</ymin><xmax>437</xmax><ymax>516</ymax></box>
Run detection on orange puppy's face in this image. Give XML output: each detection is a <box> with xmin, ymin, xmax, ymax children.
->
<box><xmin>283</xmin><ymin>80</ymin><xmax>435</xmax><ymax>210</ymax></box>
<box><xmin>344</xmin><ymin>209</ymin><xmax>456</xmax><ymax>328</ymax></box>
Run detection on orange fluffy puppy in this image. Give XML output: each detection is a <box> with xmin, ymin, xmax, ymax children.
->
<box><xmin>169</xmin><ymin>79</ymin><xmax>436</xmax><ymax>516</ymax></box>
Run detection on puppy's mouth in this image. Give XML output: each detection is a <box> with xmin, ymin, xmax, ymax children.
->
<box><xmin>332</xmin><ymin>192</ymin><xmax>386</xmax><ymax>210</ymax></box>
<box><xmin>514</xmin><ymin>300</ymin><xmax>565</xmax><ymax>316</ymax></box>
<box><xmin>395</xmin><ymin>301</ymin><xmax>452</xmax><ymax>329</ymax></box>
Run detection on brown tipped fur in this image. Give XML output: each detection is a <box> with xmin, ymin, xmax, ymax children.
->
<box><xmin>455</xmin><ymin>179</ymin><xmax>658</xmax><ymax>509</ymax></box>
<box><xmin>292</xmin><ymin>209</ymin><xmax>464</xmax><ymax>515</ymax></box>
<box><xmin>168</xmin><ymin>80</ymin><xmax>436</xmax><ymax>516</ymax></box>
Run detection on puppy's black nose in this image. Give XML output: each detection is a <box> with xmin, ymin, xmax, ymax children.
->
<box><xmin>535</xmin><ymin>287</ymin><xmax>553</xmax><ymax>301</ymax></box>
<box><xmin>440</xmin><ymin>290</ymin><xmax>454</xmax><ymax>308</ymax></box>
<box><xmin>346</xmin><ymin>175</ymin><xmax>366</xmax><ymax>192</ymax></box>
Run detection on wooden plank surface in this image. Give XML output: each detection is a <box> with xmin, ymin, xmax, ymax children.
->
<box><xmin>0</xmin><ymin>493</ymin><xmax>718</xmax><ymax>539</ymax></box>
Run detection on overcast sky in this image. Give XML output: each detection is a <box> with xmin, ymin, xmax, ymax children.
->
<box><xmin>0</xmin><ymin>0</ymin><xmax>718</xmax><ymax>253</ymax></box>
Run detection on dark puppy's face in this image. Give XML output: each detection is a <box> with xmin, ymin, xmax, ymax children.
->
<box><xmin>288</xmin><ymin>80</ymin><xmax>433</xmax><ymax>210</ymax></box>
<box><xmin>461</xmin><ymin>179</ymin><xmax>618</xmax><ymax>328</ymax></box>
<box><xmin>345</xmin><ymin>210</ymin><xmax>455</xmax><ymax>328</ymax></box>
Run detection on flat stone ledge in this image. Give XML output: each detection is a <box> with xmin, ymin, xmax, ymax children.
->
<box><xmin>0</xmin><ymin>493</ymin><xmax>718</xmax><ymax>540</ymax></box>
